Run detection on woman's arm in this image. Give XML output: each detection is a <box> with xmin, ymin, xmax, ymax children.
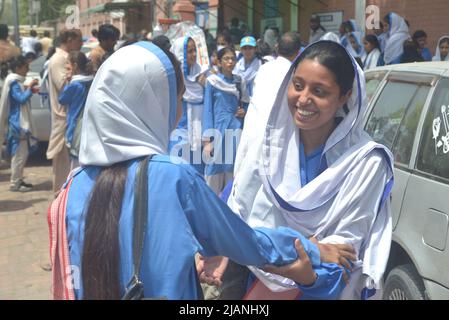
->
<box><xmin>10</xmin><ymin>81</ymin><xmax>33</xmax><ymax>105</ymax></box>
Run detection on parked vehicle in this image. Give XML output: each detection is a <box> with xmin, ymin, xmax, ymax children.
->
<box><xmin>363</xmin><ymin>61</ymin><xmax>449</xmax><ymax>299</ymax></box>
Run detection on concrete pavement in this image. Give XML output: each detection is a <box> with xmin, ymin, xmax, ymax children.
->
<box><xmin>0</xmin><ymin>148</ymin><xmax>53</xmax><ymax>300</ymax></box>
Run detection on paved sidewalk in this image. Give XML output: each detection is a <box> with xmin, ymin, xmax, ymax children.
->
<box><xmin>0</xmin><ymin>150</ymin><xmax>53</xmax><ymax>300</ymax></box>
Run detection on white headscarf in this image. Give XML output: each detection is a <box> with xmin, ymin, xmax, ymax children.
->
<box><xmin>170</xmin><ymin>36</ymin><xmax>204</xmax><ymax>151</ymax></box>
<box><xmin>79</xmin><ymin>42</ymin><xmax>178</xmax><ymax>166</ymax></box>
<box><xmin>384</xmin><ymin>12</ymin><xmax>410</xmax><ymax>64</ymax></box>
<box><xmin>346</xmin><ymin>31</ymin><xmax>365</xmax><ymax>59</ymax></box>
<box><xmin>0</xmin><ymin>73</ymin><xmax>35</xmax><ymax>144</ymax></box>
<box><xmin>320</xmin><ymin>32</ymin><xmax>341</xmax><ymax>44</ymax></box>
<box><xmin>171</xmin><ymin>36</ymin><xmax>203</xmax><ymax>102</ymax></box>
<box><xmin>264</xmin><ymin>29</ymin><xmax>279</xmax><ymax>50</ymax></box>
<box><xmin>229</xmin><ymin>41</ymin><xmax>394</xmax><ymax>298</ymax></box>
<box><xmin>432</xmin><ymin>36</ymin><xmax>449</xmax><ymax>61</ymax></box>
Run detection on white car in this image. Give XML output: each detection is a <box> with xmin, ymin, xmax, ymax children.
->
<box><xmin>364</xmin><ymin>61</ymin><xmax>449</xmax><ymax>300</ymax></box>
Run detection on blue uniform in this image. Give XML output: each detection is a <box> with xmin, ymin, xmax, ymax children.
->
<box><xmin>203</xmin><ymin>74</ymin><xmax>243</xmax><ymax>176</ymax></box>
<box><xmin>58</xmin><ymin>80</ymin><xmax>92</xmax><ymax>152</ymax></box>
<box><xmin>7</xmin><ymin>81</ymin><xmax>33</xmax><ymax>156</ymax></box>
<box><xmin>66</xmin><ymin>155</ymin><xmax>345</xmax><ymax>300</ymax></box>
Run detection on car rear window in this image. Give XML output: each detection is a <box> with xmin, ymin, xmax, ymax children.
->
<box><xmin>365</xmin><ymin>81</ymin><xmax>421</xmax><ymax>149</ymax></box>
<box><xmin>416</xmin><ymin>78</ymin><xmax>449</xmax><ymax>182</ymax></box>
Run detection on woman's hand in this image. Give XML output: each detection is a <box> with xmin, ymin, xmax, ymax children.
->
<box><xmin>196</xmin><ymin>255</ymin><xmax>229</xmax><ymax>287</ymax></box>
<box><xmin>235</xmin><ymin>107</ymin><xmax>246</xmax><ymax>118</ymax></box>
<box><xmin>262</xmin><ymin>239</ymin><xmax>317</xmax><ymax>286</ymax></box>
<box><xmin>310</xmin><ymin>237</ymin><xmax>357</xmax><ymax>270</ymax></box>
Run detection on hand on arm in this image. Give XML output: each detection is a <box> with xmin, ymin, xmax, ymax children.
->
<box><xmin>262</xmin><ymin>239</ymin><xmax>317</xmax><ymax>286</ymax></box>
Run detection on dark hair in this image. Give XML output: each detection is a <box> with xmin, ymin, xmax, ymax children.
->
<box><xmin>364</xmin><ymin>34</ymin><xmax>380</xmax><ymax>50</ymax></box>
<box><xmin>400</xmin><ymin>40</ymin><xmax>424</xmax><ymax>63</ymax></box>
<box><xmin>44</xmin><ymin>31</ymin><xmax>51</xmax><ymax>38</ymax></box>
<box><xmin>217</xmin><ymin>32</ymin><xmax>232</xmax><ymax>46</ymax></box>
<box><xmin>257</xmin><ymin>40</ymin><xmax>272</xmax><ymax>57</ymax></box>
<box><xmin>151</xmin><ymin>35</ymin><xmax>171</xmax><ymax>53</ymax></box>
<box><xmin>30</xmin><ymin>30</ymin><xmax>37</xmax><ymax>37</ymax></box>
<box><xmin>60</xmin><ymin>29</ymin><xmax>82</xmax><ymax>44</ymax></box>
<box><xmin>344</xmin><ymin>20</ymin><xmax>355</xmax><ymax>33</ymax></box>
<box><xmin>0</xmin><ymin>24</ymin><xmax>9</xmax><ymax>40</ymax></box>
<box><xmin>46</xmin><ymin>46</ymin><xmax>56</xmax><ymax>60</ymax></box>
<box><xmin>81</xmin><ymin>43</ymin><xmax>184</xmax><ymax>300</ymax></box>
<box><xmin>296</xmin><ymin>41</ymin><xmax>355</xmax><ymax>96</ymax></box>
<box><xmin>413</xmin><ymin>30</ymin><xmax>427</xmax><ymax>40</ymax></box>
<box><xmin>98</xmin><ymin>24</ymin><xmax>120</xmax><ymax>42</ymax></box>
<box><xmin>91</xmin><ymin>29</ymin><xmax>98</xmax><ymax>38</ymax></box>
<box><xmin>69</xmin><ymin>51</ymin><xmax>93</xmax><ymax>75</ymax></box>
<box><xmin>24</xmin><ymin>52</ymin><xmax>36</xmax><ymax>62</ymax></box>
<box><xmin>34</xmin><ymin>42</ymin><xmax>43</xmax><ymax>54</ymax></box>
<box><xmin>217</xmin><ymin>47</ymin><xmax>236</xmax><ymax>60</ymax></box>
<box><xmin>278</xmin><ymin>32</ymin><xmax>302</xmax><ymax>58</ymax></box>
<box><xmin>310</xmin><ymin>16</ymin><xmax>320</xmax><ymax>23</ymax></box>
<box><xmin>9</xmin><ymin>55</ymin><xmax>28</xmax><ymax>72</ymax></box>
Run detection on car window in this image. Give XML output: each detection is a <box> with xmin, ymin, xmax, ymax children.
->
<box><xmin>365</xmin><ymin>81</ymin><xmax>420</xmax><ymax>149</ymax></box>
<box><xmin>392</xmin><ymin>85</ymin><xmax>430</xmax><ymax>165</ymax></box>
<box><xmin>365</xmin><ymin>71</ymin><xmax>387</xmax><ymax>103</ymax></box>
<box><xmin>416</xmin><ymin>78</ymin><xmax>449</xmax><ymax>182</ymax></box>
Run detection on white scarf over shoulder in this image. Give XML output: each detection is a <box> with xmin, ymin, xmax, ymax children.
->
<box><xmin>228</xmin><ymin>41</ymin><xmax>394</xmax><ymax>299</ymax></box>
<box><xmin>79</xmin><ymin>42</ymin><xmax>178</xmax><ymax>166</ymax></box>
<box><xmin>384</xmin><ymin>13</ymin><xmax>410</xmax><ymax>64</ymax></box>
<box><xmin>0</xmin><ymin>73</ymin><xmax>34</xmax><ymax>143</ymax></box>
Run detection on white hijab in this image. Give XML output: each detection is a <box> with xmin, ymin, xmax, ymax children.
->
<box><xmin>384</xmin><ymin>12</ymin><xmax>410</xmax><ymax>64</ymax></box>
<box><xmin>320</xmin><ymin>32</ymin><xmax>341</xmax><ymax>44</ymax></box>
<box><xmin>0</xmin><ymin>73</ymin><xmax>34</xmax><ymax>144</ymax></box>
<box><xmin>79</xmin><ymin>42</ymin><xmax>178</xmax><ymax>166</ymax></box>
<box><xmin>432</xmin><ymin>36</ymin><xmax>449</xmax><ymax>61</ymax></box>
<box><xmin>170</xmin><ymin>36</ymin><xmax>204</xmax><ymax>103</ymax></box>
<box><xmin>346</xmin><ymin>31</ymin><xmax>365</xmax><ymax>59</ymax></box>
<box><xmin>229</xmin><ymin>41</ymin><xmax>394</xmax><ymax>297</ymax></box>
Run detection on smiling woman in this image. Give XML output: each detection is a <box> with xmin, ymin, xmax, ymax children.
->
<box><xmin>225</xmin><ymin>40</ymin><xmax>395</xmax><ymax>299</ymax></box>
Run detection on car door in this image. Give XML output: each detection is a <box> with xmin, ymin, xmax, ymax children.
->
<box><xmin>396</xmin><ymin>77</ymin><xmax>449</xmax><ymax>297</ymax></box>
<box><xmin>364</xmin><ymin>72</ymin><xmax>434</xmax><ymax>229</ymax></box>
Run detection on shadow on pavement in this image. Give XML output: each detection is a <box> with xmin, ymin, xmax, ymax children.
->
<box><xmin>0</xmin><ymin>198</ymin><xmax>49</xmax><ymax>213</ymax></box>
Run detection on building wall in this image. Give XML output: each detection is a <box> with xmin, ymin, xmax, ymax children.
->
<box><xmin>74</xmin><ymin>0</ymin><xmax>152</xmax><ymax>38</ymax></box>
<box><xmin>221</xmin><ymin>0</ymin><xmax>448</xmax><ymax>57</ymax></box>
<box><xmin>303</xmin><ymin>0</ymin><xmax>447</xmax><ymax>56</ymax></box>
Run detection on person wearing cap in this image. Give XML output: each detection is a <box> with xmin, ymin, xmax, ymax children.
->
<box><xmin>233</xmin><ymin>36</ymin><xmax>263</xmax><ymax>105</ymax></box>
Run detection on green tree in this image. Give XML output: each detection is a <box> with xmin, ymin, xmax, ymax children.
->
<box><xmin>39</xmin><ymin>0</ymin><xmax>75</xmax><ymax>23</ymax></box>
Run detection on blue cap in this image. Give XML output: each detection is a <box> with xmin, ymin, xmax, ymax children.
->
<box><xmin>240</xmin><ymin>36</ymin><xmax>257</xmax><ymax>48</ymax></box>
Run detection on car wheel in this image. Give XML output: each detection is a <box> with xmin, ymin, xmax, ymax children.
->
<box><xmin>383</xmin><ymin>264</ymin><xmax>426</xmax><ymax>300</ymax></box>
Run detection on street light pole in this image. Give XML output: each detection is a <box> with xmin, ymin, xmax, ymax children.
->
<box><xmin>12</xmin><ymin>0</ymin><xmax>20</xmax><ymax>47</ymax></box>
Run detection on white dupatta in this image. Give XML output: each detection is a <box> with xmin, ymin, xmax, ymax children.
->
<box><xmin>0</xmin><ymin>73</ymin><xmax>35</xmax><ymax>144</ymax></box>
<box><xmin>228</xmin><ymin>41</ymin><xmax>394</xmax><ymax>299</ymax></box>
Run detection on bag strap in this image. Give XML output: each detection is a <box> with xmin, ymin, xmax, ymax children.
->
<box><xmin>131</xmin><ymin>155</ymin><xmax>151</xmax><ymax>281</ymax></box>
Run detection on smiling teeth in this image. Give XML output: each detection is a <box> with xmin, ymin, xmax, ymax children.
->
<box><xmin>297</xmin><ymin>109</ymin><xmax>315</xmax><ymax>116</ymax></box>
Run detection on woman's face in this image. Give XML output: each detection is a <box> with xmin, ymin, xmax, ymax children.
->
<box><xmin>287</xmin><ymin>58</ymin><xmax>351</xmax><ymax>132</ymax></box>
<box><xmin>382</xmin><ymin>19</ymin><xmax>390</xmax><ymax>33</ymax></box>
<box><xmin>363</xmin><ymin>39</ymin><xmax>374</xmax><ymax>53</ymax></box>
<box><xmin>15</xmin><ymin>63</ymin><xmax>29</xmax><ymax>77</ymax></box>
<box><xmin>349</xmin><ymin>36</ymin><xmax>359</xmax><ymax>52</ymax></box>
<box><xmin>241</xmin><ymin>45</ymin><xmax>256</xmax><ymax>61</ymax></box>
<box><xmin>218</xmin><ymin>52</ymin><xmax>237</xmax><ymax>75</ymax></box>
<box><xmin>186</xmin><ymin>39</ymin><xmax>197</xmax><ymax>68</ymax></box>
<box><xmin>217</xmin><ymin>36</ymin><xmax>230</xmax><ymax>48</ymax></box>
<box><xmin>440</xmin><ymin>42</ymin><xmax>449</xmax><ymax>58</ymax></box>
